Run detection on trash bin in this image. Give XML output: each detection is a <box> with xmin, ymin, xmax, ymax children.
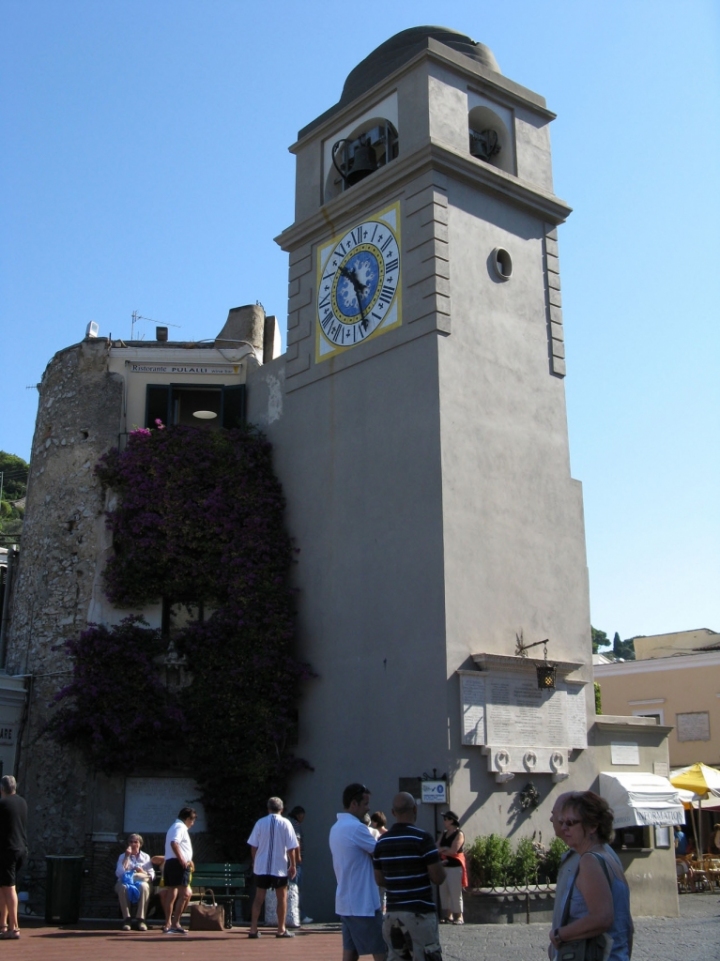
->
<box><xmin>45</xmin><ymin>856</ymin><xmax>85</xmax><ymax>924</ymax></box>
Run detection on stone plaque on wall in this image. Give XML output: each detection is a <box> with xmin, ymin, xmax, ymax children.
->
<box><xmin>677</xmin><ymin>712</ymin><xmax>710</xmax><ymax>742</ymax></box>
<box><xmin>459</xmin><ymin>671</ymin><xmax>588</xmax><ymax>751</ymax></box>
<box><xmin>611</xmin><ymin>742</ymin><xmax>640</xmax><ymax>766</ymax></box>
<box><xmin>124</xmin><ymin>777</ymin><xmax>207</xmax><ymax>833</ymax></box>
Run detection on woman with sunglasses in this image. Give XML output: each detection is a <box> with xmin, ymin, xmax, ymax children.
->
<box><xmin>549</xmin><ymin>792</ymin><xmax>633</xmax><ymax>961</ymax></box>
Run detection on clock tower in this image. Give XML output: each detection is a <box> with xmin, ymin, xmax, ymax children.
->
<box><xmin>252</xmin><ymin>26</ymin><xmax>597</xmax><ymax>917</ymax></box>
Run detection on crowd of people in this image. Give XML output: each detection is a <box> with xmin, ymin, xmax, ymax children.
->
<box><xmin>0</xmin><ymin>773</ymin><xmax>640</xmax><ymax>958</ymax></box>
<box><xmin>239</xmin><ymin>782</ymin><xmax>635</xmax><ymax>961</ymax></box>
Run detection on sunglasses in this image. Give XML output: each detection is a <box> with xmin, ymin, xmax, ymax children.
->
<box><xmin>555</xmin><ymin>818</ymin><xmax>582</xmax><ymax>828</ymax></box>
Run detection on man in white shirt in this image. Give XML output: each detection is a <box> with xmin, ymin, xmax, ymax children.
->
<box><xmin>329</xmin><ymin>782</ymin><xmax>387</xmax><ymax>961</ymax></box>
<box><xmin>115</xmin><ymin>833</ymin><xmax>154</xmax><ymax>931</ymax></box>
<box><xmin>247</xmin><ymin>796</ymin><xmax>299</xmax><ymax>939</ymax></box>
<box><xmin>162</xmin><ymin>806</ymin><xmax>196</xmax><ymax>934</ymax></box>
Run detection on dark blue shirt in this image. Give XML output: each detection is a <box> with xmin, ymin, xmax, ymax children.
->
<box><xmin>675</xmin><ymin>829</ymin><xmax>688</xmax><ymax>855</ymax></box>
<box><xmin>372</xmin><ymin>823</ymin><xmax>440</xmax><ymax>913</ymax></box>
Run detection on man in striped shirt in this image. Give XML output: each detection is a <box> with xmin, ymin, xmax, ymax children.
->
<box><xmin>372</xmin><ymin>793</ymin><xmax>446</xmax><ymax>961</ymax></box>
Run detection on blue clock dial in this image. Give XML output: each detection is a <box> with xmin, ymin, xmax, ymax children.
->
<box><xmin>317</xmin><ymin>216</ymin><xmax>400</xmax><ymax>349</ymax></box>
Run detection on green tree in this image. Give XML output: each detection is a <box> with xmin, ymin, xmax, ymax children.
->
<box><xmin>0</xmin><ymin>451</ymin><xmax>28</xmax><ymax>538</ymax></box>
<box><xmin>613</xmin><ymin>632</ymin><xmax>636</xmax><ymax>660</ymax></box>
<box><xmin>591</xmin><ymin>626</ymin><xmax>610</xmax><ymax>653</ymax></box>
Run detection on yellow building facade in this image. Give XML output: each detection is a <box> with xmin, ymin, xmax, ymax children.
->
<box><xmin>594</xmin><ymin>630</ymin><xmax>720</xmax><ymax>769</ymax></box>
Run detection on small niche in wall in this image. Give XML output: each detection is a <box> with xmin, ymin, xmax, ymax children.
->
<box><xmin>468</xmin><ymin>100</ymin><xmax>515</xmax><ymax>175</ymax></box>
<box><xmin>490</xmin><ymin>246</ymin><xmax>513</xmax><ymax>281</ymax></box>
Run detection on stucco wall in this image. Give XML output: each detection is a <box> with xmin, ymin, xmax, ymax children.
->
<box><xmin>594</xmin><ymin>652</ymin><xmax>720</xmax><ymax>768</ymax></box>
<box><xmin>590</xmin><ymin>717</ymin><xmax>679</xmax><ymax>918</ymax></box>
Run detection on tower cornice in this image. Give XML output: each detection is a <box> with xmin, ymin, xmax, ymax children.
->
<box><xmin>276</xmin><ymin>138</ymin><xmax>572</xmax><ymax>252</ymax></box>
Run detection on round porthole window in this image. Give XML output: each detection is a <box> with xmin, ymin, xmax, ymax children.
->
<box><xmin>491</xmin><ymin>247</ymin><xmax>513</xmax><ymax>281</ymax></box>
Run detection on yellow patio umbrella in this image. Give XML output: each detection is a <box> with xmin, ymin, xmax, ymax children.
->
<box><xmin>670</xmin><ymin>763</ymin><xmax>720</xmax><ymax>797</ymax></box>
<box><xmin>670</xmin><ymin>764</ymin><xmax>720</xmax><ymax>857</ymax></box>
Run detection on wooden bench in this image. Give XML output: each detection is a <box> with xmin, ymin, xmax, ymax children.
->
<box><xmin>189</xmin><ymin>862</ymin><xmax>249</xmax><ymax>928</ymax></box>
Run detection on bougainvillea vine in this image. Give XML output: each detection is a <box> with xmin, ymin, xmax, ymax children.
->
<box><xmin>51</xmin><ymin>424</ymin><xmax>312</xmax><ymax>857</ymax></box>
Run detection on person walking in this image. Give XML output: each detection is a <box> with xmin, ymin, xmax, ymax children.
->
<box><xmin>161</xmin><ymin>806</ymin><xmax>196</xmax><ymax>934</ymax></box>
<box><xmin>0</xmin><ymin>776</ymin><xmax>27</xmax><ymax>941</ymax></box>
<box><xmin>247</xmin><ymin>796</ymin><xmax>298</xmax><ymax>939</ymax></box>
<box><xmin>373</xmin><ymin>792</ymin><xmax>445</xmax><ymax>961</ymax></box>
<box><xmin>329</xmin><ymin>782</ymin><xmax>387</xmax><ymax>961</ymax></box>
<box><xmin>549</xmin><ymin>791</ymin><xmax>634</xmax><ymax>961</ymax></box>
<box><xmin>549</xmin><ymin>790</ymin><xmax>623</xmax><ymax>958</ymax></box>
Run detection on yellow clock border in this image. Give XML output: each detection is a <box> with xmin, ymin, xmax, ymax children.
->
<box><xmin>315</xmin><ymin>201</ymin><xmax>402</xmax><ymax>363</ymax></box>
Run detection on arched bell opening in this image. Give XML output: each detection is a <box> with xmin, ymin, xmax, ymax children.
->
<box><xmin>324</xmin><ymin>118</ymin><xmax>399</xmax><ymax>202</ymax></box>
<box><xmin>468</xmin><ymin>105</ymin><xmax>513</xmax><ymax>175</ymax></box>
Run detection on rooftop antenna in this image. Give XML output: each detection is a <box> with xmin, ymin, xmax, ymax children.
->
<box><xmin>131</xmin><ymin>310</ymin><xmax>182</xmax><ymax>340</ymax></box>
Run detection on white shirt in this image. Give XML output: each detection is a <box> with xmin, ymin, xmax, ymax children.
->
<box><xmin>115</xmin><ymin>850</ymin><xmax>154</xmax><ymax>881</ymax></box>
<box><xmin>329</xmin><ymin>812</ymin><xmax>380</xmax><ymax>917</ymax></box>
<box><xmin>247</xmin><ymin>813</ymin><xmax>298</xmax><ymax>877</ymax></box>
<box><xmin>165</xmin><ymin>819</ymin><xmax>193</xmax><ymax>862</ymax></box>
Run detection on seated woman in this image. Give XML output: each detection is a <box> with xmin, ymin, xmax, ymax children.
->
<box><xmin>549</xmin><ymin>791</ymin><xmax>633</xmax><ymax>961</ymax></box>
<box><xmin>115</xmin><ymin>833</ymin><xmax>154</xmax><ymax>931</ymax></box>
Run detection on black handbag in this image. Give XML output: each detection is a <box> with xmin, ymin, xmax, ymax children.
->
<box><xmin>189</xmin><ymin>889</ymin><xmax>225</xmax><ymax>931</ymax></box>
<box><xmin>556</xmin><ymin>935</ymin><xmax>610</xmax><ymax>961</ymax></box>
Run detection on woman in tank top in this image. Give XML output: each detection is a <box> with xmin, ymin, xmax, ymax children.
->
<box><xmin>549</xmin><ymin>791</ymin><xmax>634</xmax><ymax>961</ymax></box>
<box><xmin>437</xmin><ymin>810</ymin><xmax>466</xmax><ymax>924</ymax></box>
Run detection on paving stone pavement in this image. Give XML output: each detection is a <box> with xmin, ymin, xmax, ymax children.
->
<box><xmin>10</xmin><ymin>893</ymin><xmax>719</xmax><ymax>961</ymax></box>
<box><xmin>440</xmin><ymin>893</ymin><xmax>720</xmax><ymax>961</ymax></box>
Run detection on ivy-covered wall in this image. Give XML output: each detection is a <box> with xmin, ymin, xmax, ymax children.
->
<box><xmin>51</xmin><ymin>424</ymin><xmax>312</xmax><ymax>857</ymax></box>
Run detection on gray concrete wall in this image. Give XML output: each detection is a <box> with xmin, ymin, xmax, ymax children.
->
<box><xmin>248</xmin><ymin>334</ymin><xmax>453</xmax><ymax>919</ymax></box>
<box><xmin>436</xmin><ymin>175</ymin><xmax>596</xmax><ymax>841</ymax></box>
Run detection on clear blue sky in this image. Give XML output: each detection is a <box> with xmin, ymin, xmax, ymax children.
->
<box><xmin>1</xmin><ymin>0</ymin><xmax>718</xmax><ymax>641</ymax></box>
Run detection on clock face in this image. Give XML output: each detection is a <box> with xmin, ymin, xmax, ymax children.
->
<box><xmin>316</xmin><ymin>203</ymin><xmax>401</xmax><ymax>360</ymax></box>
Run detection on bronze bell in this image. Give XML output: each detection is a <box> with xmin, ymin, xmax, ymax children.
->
<box><xmin>346</xmin><ymin>139</ymin><xmax>377</xmax><ymax>185</ymax></box>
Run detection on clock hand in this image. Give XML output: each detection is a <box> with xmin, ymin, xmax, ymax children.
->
<box><xmin>339</xmin><ymin>265</ymin><xmax>367</xmax><ymax>313</ymax></box>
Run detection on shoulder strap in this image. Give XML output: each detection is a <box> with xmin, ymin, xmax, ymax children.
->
<box><xmin>589</xmin><ymin>851</ymin><xmax>613</xmax><ymax>886</ymax></box>
<box><xmin>560</xmin><ymin>852</ymin><xmax>612</xmax><ymax>926</ymax></box>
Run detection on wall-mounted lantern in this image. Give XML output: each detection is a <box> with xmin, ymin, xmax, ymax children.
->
<box><xmin>515</xmin><ymin>632</ymin><xmax>557</xmax><ymax>690</ymax></box>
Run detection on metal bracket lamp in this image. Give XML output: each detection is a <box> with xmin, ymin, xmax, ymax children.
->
<box><xmin>515</xmin><ymin>632</ymin><xmax>557</xmax><ymax>690</ymax></box>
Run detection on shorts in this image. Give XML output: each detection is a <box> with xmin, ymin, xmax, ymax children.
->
<box><xmin>0</xmin><ymin>851</ymin><xmax>25</xmax><ymax>887</ymax></box>
<box><xmin>254</xmin><ymin>874</ymin><xmax>289</xmax><ymax>890</ymax></box>
<box><xmin>341</xmin><ymin>909</ymin><xmax>387</xmax><ymax>956</ymax></box>
<box><xmin>163</xmin><ymin>857</ymin><xmax>190</xmax><ymax>888</ymax></box>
